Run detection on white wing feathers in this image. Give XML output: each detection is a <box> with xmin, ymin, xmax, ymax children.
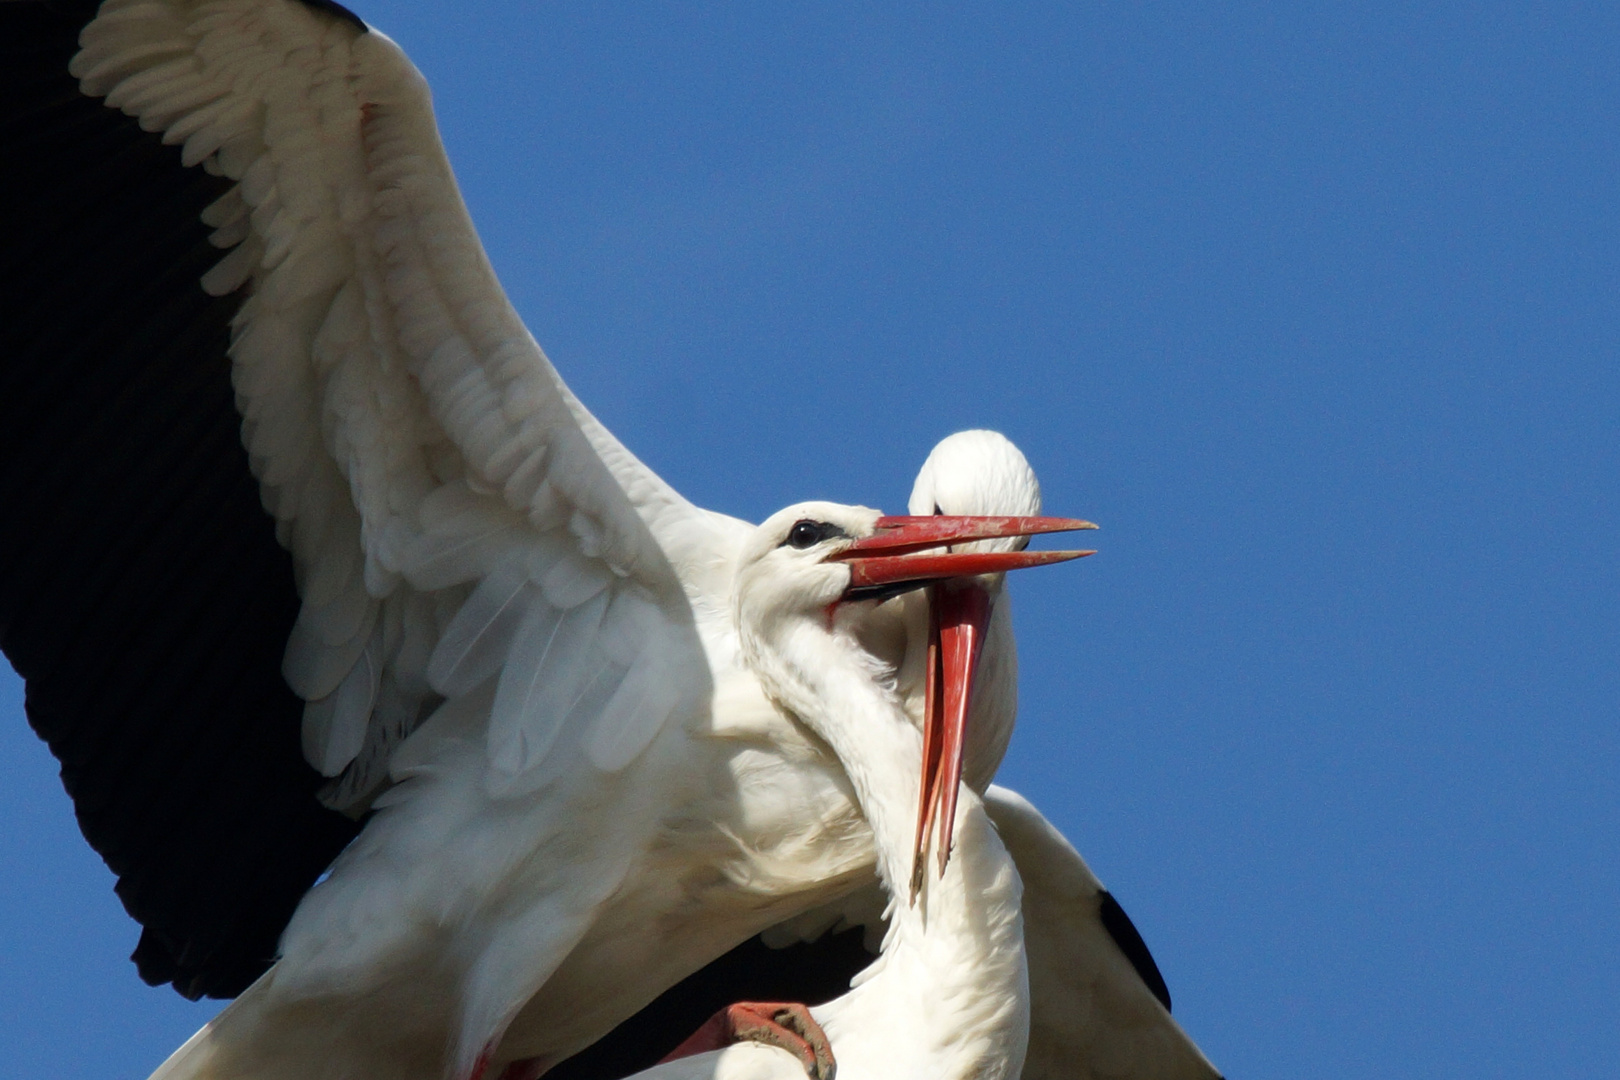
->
<box><xmin>72</xmin><ymin>0</ymin><xmax>707</xmax><ymax>802</ymax></box>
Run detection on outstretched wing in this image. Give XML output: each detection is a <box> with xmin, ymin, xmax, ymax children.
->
<box><xmin>0</xmin><ymin>0</ymin><xmax>724</xmax><ymax>1001</ymax></box>
<box><xmin>985</xmin><ymin>786</ymin><xmax>1224</xmax><ymax>1080</ymax></box>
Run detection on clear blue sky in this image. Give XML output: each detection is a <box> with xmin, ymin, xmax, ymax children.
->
<box><xmin>2</xmin><ymin>2</ymin><xmax>1616</xmax><ymax>1077</ymax></box>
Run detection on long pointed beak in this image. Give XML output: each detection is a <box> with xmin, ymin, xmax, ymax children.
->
<box><xmin>831</xmin><ymin>514</ymin><xmax>1098</xmax><ymax>901</ymax></box>
<box><xmin>835</xmin><ymin>515</ymin><xmax>1096</xmax><ymax>605</ymax></box>
<box><xmin>909</xmin><ymin>580</ymin><xmax>993</xmax><ymax>902</ymax></box>
<box><xmin>847</xmin><ymin>514</ymin><xmax>1097</xmax><ymax>556</ymax></box>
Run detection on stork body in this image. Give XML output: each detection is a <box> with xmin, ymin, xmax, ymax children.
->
<box><xmin>159</xmin><ymin>650</ymin><xmax>876</xmax><ymax>1080</ymax></box>
<box><xmin>906</xmin><ymin>433</ymin><xmax>1221</xmax><ymax>1079</ymax></box>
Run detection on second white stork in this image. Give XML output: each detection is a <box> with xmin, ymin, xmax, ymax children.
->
<box><xmin>909</xmin><ymin>431</ymin><xmax>1221</xmax><ymax>1078</ymax></box>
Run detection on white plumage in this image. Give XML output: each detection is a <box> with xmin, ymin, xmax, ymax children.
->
<box><xmin>69</xmin><ymin>6</ymin><xmax>1074</xmax><ymax>1078</ymax></box>
<box><xmin>762</xmin><ymin>431</ymin><xmax>1221</xmax><ymax>1080</ymax></box>
<box><xmin>12</xmin><ymin>4</ymin><xmax>1220</xmax><ymax>1078</ymax></box>
<box><xmin>72</xmin><ymin>3</ymin><xmax>851</xmax><ymax>1075</ymax></box>
<box><xmin>626</xmin><ymin>503</ymin><xmax>1032</xmax><ymax>1080</ymax></box>
<box><xmin>898</xmin><ymin>429</ymin><xmax>1043</xmax><ymax>792</ymax></box>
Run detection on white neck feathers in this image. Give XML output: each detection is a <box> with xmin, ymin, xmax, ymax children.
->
<box><xmin>744</xmin><ymin>616</ymin><xmax>1029</xmax><ymax>1080</ymax></box>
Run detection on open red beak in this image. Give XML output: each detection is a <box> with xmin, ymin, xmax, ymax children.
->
<box><xmin>837</xmin><ymin>515</ymin><xmax>1095</xmax><ymax>604</ymax></box>
<box><xmin>832</xmin><ymin>514</ymin><xmax>1097</xmax><ymax>900</ymax></box>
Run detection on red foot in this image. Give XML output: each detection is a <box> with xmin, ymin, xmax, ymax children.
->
<box><xmin>659</xmin><ymin>1001</ymin><xmax>835</xmax><ymax>1079</ymax></box>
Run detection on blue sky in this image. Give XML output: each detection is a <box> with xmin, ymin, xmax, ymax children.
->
<box><xmin>2</xmin><ymin>2</ymin><xmax>1617</xmax><ymax>1077</ymax></box>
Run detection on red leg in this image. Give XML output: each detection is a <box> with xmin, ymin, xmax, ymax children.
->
<box><xmin>659</xmin><ymin>1001</ymin><xmax>835</xmax><ymax>1079</ymax></box>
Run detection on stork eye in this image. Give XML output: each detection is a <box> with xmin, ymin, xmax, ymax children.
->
<box><xmin>788</xmin><ymin>520</ymin><xmax>824</xmax><ymax>549</ymax></box>
<box><xmin>785</xmin><ymin>520</ymin><xmax>839</xmax><ymax>549</ymax></box>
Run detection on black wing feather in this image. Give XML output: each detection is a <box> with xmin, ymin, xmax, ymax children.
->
<box><xmin>0</xmin><ymin>0</ymin><xmax>364</xmax><ymax>1000</ymax></box>
<box><xmin>1098</xmin><ymin>890</ymin><xmax>1174</xmax><ymax>1013</ymax></box>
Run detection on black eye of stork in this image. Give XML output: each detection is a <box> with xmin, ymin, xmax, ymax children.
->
<box><xmin>786</xmin><ymin>519</ymin><xmax>840</xmax><ymax>549</ymax></box>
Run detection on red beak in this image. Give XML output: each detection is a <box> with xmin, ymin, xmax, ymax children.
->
<box><xmin>908</xmin><ymin>579</ymin><xmax>992</xmax><ymax>900</ymax></box>
<box><xmin>836</xmin><ymin>515</ymin><xmax>1096</xmax><ymax>604</ymax></box>
<box><xmin>845</xmin><ymin>514</ymin><xmax>1096</xmax><ymax>555</ymax></box>
<box><xmin>832</xmin><ymin>514</ymin><xmax>1097</xmax><ymax>900</ymax></box>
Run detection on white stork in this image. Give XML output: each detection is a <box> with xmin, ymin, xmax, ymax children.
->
<box><xmin>2</xmin><ymin>4</ymin><xmax>1106</xmax><ymax>1079</ymax></box>
<box><xmin>916</xmin><ymin>433</ymin><xmax>1219</xmax><ymax>1079</ymax></box>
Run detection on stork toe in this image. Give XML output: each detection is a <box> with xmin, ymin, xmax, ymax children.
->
<box><xmin>659</xmin><ymin>1001</ymin><xmax>835</xmax><ymax>1080</ymax></box>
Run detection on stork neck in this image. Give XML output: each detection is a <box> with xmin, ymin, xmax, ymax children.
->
<box><xmin>759</xmin><ymin>619</ymin><xmax>1029</xmax><ymax>1078</ymax></box>
<box><xmin>764</xmin><ymin>623</ymin><xmax>941</xmax><ymax>890</ymax></box>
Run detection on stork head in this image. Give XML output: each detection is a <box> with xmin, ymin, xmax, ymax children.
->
<box><xmin>733</xmin><ymin>501</ymin><xmax>1087</xmax><ymax>632</ymax></box>
<box><xmin>735</xmin><ymin>498</ymin><xmax>1094</xmax><ymax>899</ymax></box>
<box><xmin>910</xmin><ymin>429</ymin><xmax>1043</xmax><ymax>537</ymax></box>
<box><xmin>733</xmin><ymin>502</ymin><xmax>885</xmax><ymax>631</ymax></box>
